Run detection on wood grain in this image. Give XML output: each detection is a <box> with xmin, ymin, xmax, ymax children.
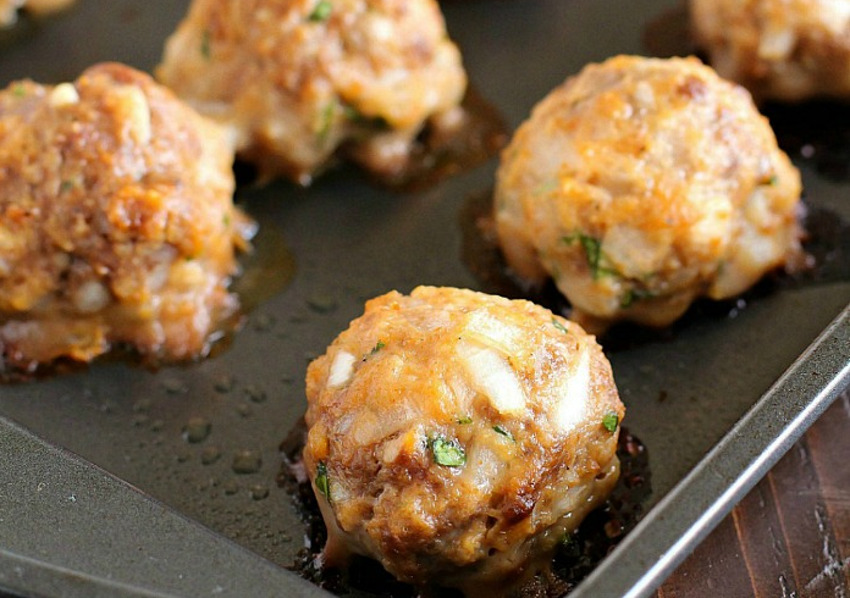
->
<box><xmin>656</xmin><ymin>391</ymin><xmax>850</xmax><ymax>598</ymax></box>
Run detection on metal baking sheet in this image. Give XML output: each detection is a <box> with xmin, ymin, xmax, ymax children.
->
<box><xmin>1</xmin><ymin>1</ymin><xmax>849</xmax><ymax>597</ymax></box>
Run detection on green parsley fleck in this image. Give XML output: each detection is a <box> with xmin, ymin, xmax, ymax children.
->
<box><xmin>12</xmin><ymin>83</ymin><xmax>26</xmax><ymax>98</ymax></box>
<box><xmin>620</xmin><ymin>288</ymin><xmax>655</xmax><ymax>309</ymax></box>
<box><xmin>222</xmin><ymin>212</ymin><xmax>231</xmax><ymax>228</ymax></box>
<box><xmin>456</xmin><ymin>416</ymin><xmax>473</xmax><ymax>425</ymax></box>
<box><xmin>551</xmin><ymin>317</ymin><xmax>569</xmax><ymax>334</ymax></box>
<box><xmin>315</xmin><ymin>461</ymin><xmax>331</xmax><ymax>501</ymax></box>
<box><xmin>492</xmin><ymin>425</ymin><xmax>515</xmax><ymax>442</ymax></box>
<box><xmin>308</xmin><ymin>0</ymin><xmax>332</xmax><ymax>21</ymax></box>
<box><xmin>579</xmin><ymin>235</ymin><xmax>602</xmax><ymax>278</ymax></box>
<box><xmin>763</xmin><ymin>174</ymin><xmax>779</xmax><ymax>186</ymax></box>
<box><xmin>342</xmin><ymin>104</ymin><xmax>390</xmax><ymax>130</ymax></box>
<box><xmin>533</xmin><ymin>179</ymin><xmax>559</xmax><ymax>196</ymax></box>
<box><xmin>201</xmin><ymin>29</ymin><xmax>212</xmax><ymax>60</ymax></box>
<box><xmin>316</xmin><ymin>102</ymin><xmax>335</xmax><ymax>143</ymax></box>
<box><xmin>342</xmin><ymin>104</ymin><xmax>362</xmax><ymax>121</ymax></box>
<box><xmin>59</xmin><ymin>180</ymin><xmax>74</xmax><ymax>193</ymax></box>
<box><xmin>561</xmin><ymin>532</ymin><xmax>581</xmax><ymax>559</ymax></box>
<box><xmin>563</xmin><ymin>232</ymin><xmax>613</xmax><ymax>280</ymax></box>
<box><xmin>602</xmin><ymin>412</ymin><xmax>619</xmax><ymax>433</ymax></box>
<box><xmin>370</xmin><ymin>340</ymin><xmax>386</xmax><ymax>355</ymax></box>
<box><xmin>429</xmin><ymin>436</ymin><xmax>466</xmax><ymax>467</ymax></box>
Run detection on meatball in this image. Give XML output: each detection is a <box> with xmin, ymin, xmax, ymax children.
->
<box><xmin>0</xmin><ymin>63</ymin><xmax>254</xmax><ymax>373</ymax></box>
<box><xmin>494</xmin><ymin>55</ymin><xmax>802</xmax><ymax>330</ymax></box>
<box><xmin>0</xmin><ymin>0</ymin><xmax>75</xmax><ymax>26</ymax></box>
<box><xmin>303</xmin><ymin>286</ymin><xmax>623</xmax><ymax>594</ymax></box>
<box><xmin>156</xmin><ymin>0</ymin><xmax>467</xmax><ymax>185</ymax></box>
<box><xmin>691</xmin><ymin>0</ymin><xmax>850</xmax><ymax>102</ymax></box>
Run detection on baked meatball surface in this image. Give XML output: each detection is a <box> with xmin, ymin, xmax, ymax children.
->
<box><xmin>0</xmin><ymin>0</ymin><xmax>74</xmax><ymax>26</ymax></box>
<box><xmin>157</xmin><ymin>0</ymin><xmax>467</xmax><ymax>185</ymax></box>
<box><xmin>691</xmin><ymin>0</ymin><xmax>850</xmax><ymax>102</ymax></box>
<box><xmin>495</xmin><ymin>55</ymin><xmax>802</xmax><ymax>330</ymax></box>
<box><xmin>303</xmin><ymin>286</ymin><xmax>623</xmax><ymax>594</ymax></box>
<box><xmin>0</xmin><ymin>63</ymin><xmax>253</xmax><ymax>374</ymax></box>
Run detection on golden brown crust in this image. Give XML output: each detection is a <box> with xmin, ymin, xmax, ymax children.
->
<box><xmin>303</xmin><ymin>286</ymin><xmax>623</xmax><ymax>593</ymax></box>
<box><xmin>494</xmin><ymin>55</ymin><xmax>802</xmax><ymax>330</ymax></box>
<box><xmin>0</xmin><ymin>63</ymin><xmax>252</xmax><ymax>372</ymax></box>
<box><xmin>691</xmin><ymin>0</ymin><xmax>850</xmax><ymax>102</ymax></box>
<box><xmin>157</xmin><ymin>0</ymin><xmax>467</xmax><ymax>184</ymax></box>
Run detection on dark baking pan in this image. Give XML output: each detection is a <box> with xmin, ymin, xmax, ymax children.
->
<box><xmin>1</xmin><ymin>1</ymin><xmax>849</xmax><ymax>597</ymax></box>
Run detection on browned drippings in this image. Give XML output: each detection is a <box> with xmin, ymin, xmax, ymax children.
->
<box><xmin>0</xmin><ymin>212</ymin><xmax>293</xmax><ymax>383</ymax></box>
<box><xmin>458</xmin><ymin>186</ymin><xmax>850</xmax><ymax>353</ymax></box>
<box><xmin>762</xmin><ymin>101</ymin><xmax>850</xmax><ymax>184</ymax></box>
<box><xmin>229</xmin><ymin>218</ymin><xmax>297</xmax><ymax>313</ymax></box>
<box><xmin>278</xmin><ymin>420</ymin><xmax>651</xmax><ymax>597</ymax></box>
<box><xmin>361</xmin><ymin>86</ymin><xmax>509</xmax><ymax>192</ymax></box>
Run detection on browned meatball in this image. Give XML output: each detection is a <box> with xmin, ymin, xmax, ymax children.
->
<box><xmin>156</xmin><ymin>0</ymin><xmax>467</xmax><ymax>185</ymax></box>
<box><xmin>303</xmin><ymin>286</ymin><xmax>623</xmax><ymax>594</ymax></box>
<box><xmin>691</xmin><ymin>0</ymin><xmax>850</xmax><ymax>102</ymax></box>
<box><xmin>0</xmin><ymin>63</ymin><xmax>253</xmax><ymax>374</ymax></box>
<box><xmin>495</xmin><ymin>55</ymin><xmax>802</xmax><ymax>331</ymax></box>
<box><xmin>0</xmin><ymin>0</ymin><xmax>75</xmax><ymax>26</ymax></box>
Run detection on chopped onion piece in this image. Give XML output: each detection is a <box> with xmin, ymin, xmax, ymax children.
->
<box><xmin>328</xmin><ymin>351</ymin><xmax>356</xmax><ymax>387</ymax></box>
<box><xmin>554</xmin><ymin>346</ymin><xmax>590</xmax><ymax>433</ymax></box>
<box><xmin>456</xmin><ymin>340</ymin><xmax>526</xmax><ymax>415</ymax></box>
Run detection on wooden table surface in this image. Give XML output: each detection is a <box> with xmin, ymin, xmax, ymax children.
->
<box><xmin>655</xmin><ymin>390</ymin><xmax>850</xmax><ymax>598</ymax></box>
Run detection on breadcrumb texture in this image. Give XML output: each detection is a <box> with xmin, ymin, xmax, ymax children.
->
<box><xmin>495</xmin><ymin>55</ymin><xmax>802</xmax><ymax>329</ymax></box>
<box><xmin>157</xmin><ymin>0</ymin><xmax>467</xmax><ymax>184</ymax></box>
<box><xmin>0</xmin><ymin>63</ymin><xmax>253</xmax><ymax>373</ymax></box>
<box><xmin>303</xmin><ymin>286</ymin><xmax>623</xmax><ymax>595</ymax></box>
<box><xmin>691</xmin><ymin>0</ymin><xmax>850</xmax><ymax>101</ymax></box>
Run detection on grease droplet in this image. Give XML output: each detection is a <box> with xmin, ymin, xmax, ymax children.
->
<box><xmin>132</xmin><ymin>398</ymin><xmax>152</xmax><ymax>413</ymax></box>
<box><xmin>252</xmin><ymin>313</ymin><xmax>276</xmax><ymax>332</ymax></box>
<box><xmin>213</xmin><ymin>374</ymin><xmax>235</xmax><ymax>393</ymax></box>
<box><xmin>183</xmin><ymin>417</ymin><xmax>212</xmax><ymax>443</ymax></box>
<box><xmin>250</xmin><ymin>484</ymin><xmax>270</xmax><ymax>500</ymax></box>
<box><xmin>244</xmin><ymin>385</ymin><xmax>266</xmax><ymax>403</ymax></box>
<box><xmin>307</xmin><ymin>294</ymin><xmax>337</xmax><ymax>313</ymax></box>
<box><xmin>161</xmin><ymin>378</ymin><xmax>187</xmax><ymax>395</ymax></box>
<box><xmin>201</xmin><ymin>446</ymin><xmax>222</xmax><ymax>465</ymax></box>
<box><xmin>232</xmin><ymin>449</ymin><xmax>262</xmax><ymax>474</ymax></box>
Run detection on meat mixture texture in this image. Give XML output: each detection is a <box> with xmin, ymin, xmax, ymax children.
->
<box><xmin>691</xmin><ymin>0</ymin><xmax>850</xmax><ymax>102</ymax></box>
<box><xmin>494</xmin><ymin>55</ymin><xmax>802</xmax><ymax>331</ymax></box>
<box><xmin>0</xmin><ymin>63</ymin><xmax>253</xmax><ymax>374</ymax></box>
<box><xmin>157</xmin><ymin>0</ymin><xmax>467</xmax><ymax>185</ymax></box>
<box><xmin>303</xmin><ymin>286</ymin><xmax>623</xmax><ymax>595</ymax></box>
<box><xmin>0</xmin><ymin>0</ymin><xmax>75</xmax><ymax>26</ymax></box>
